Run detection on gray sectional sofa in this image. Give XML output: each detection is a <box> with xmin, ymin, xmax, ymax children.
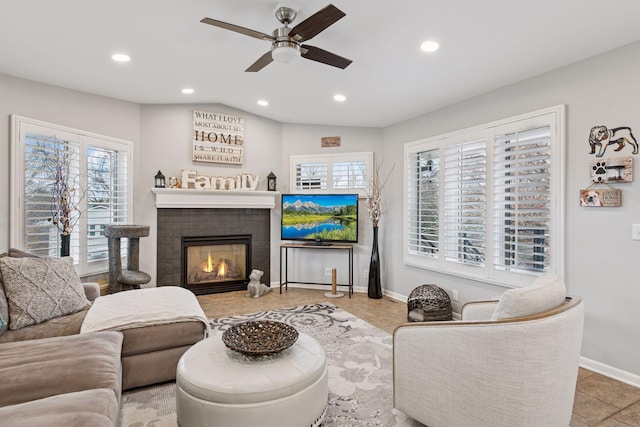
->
<box><xmin>0</xmin><ymin>331</ymin><xmax>123</xmax><ymax>427</ymax></box>
<box><xmin>0</xmin><ymin>248</ymin><xmax>208</xmax><ymax>426</ymax></box>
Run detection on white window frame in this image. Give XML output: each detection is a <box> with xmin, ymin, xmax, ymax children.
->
<box><xmin>10</xmin><ymin>115</ymin><xmax>133</xmax><ymax>276</ymax></box>
<box><xmin>289</xmin><ymin>152</ymin><xmax>373</xmax><ymax>195</ymax></box>
<box><xmin>404</xmin><ymin>106</ymin><xmax>565</xmax><ymax>288</ymax></box>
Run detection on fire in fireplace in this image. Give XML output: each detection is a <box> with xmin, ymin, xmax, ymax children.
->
<box><xmin>182</xmin><ymin>235</ymin><xmax>251</xmax><ymax>294</ymax></box>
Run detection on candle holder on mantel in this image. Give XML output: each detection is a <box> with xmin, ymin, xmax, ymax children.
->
<box><xmin>267</xmin><ymin>171</ymin><xmax>277</xmax><ymax>191</ymax></box>
<box><xmin>154</xmin><ymin>170</ymin><xmax>166</xmax><ymax>188</ymax></box>
<box><xmin>324</xmin><ymin>268</ymin><xmax>344</xmax><ymax>298</ymax></box>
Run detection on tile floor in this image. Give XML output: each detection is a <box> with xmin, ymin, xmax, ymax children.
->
<box><xmin>197</xmin><ymin>287</ymin><xmax>640</xmax><ymax>426</ymax></box>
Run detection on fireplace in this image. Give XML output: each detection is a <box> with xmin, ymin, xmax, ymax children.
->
<box><xmin>182</xmin><ymin>235</ymin><xmax>251</xmax><ymax>294</ymax></box>
<box><xmin>155</xmin><ymin>206</ymin><xmax>271</xmax><ymax>295</ymax></box>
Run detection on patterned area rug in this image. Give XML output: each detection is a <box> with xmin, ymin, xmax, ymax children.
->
<box><xmin>119</xmin><ymin>303</ymin><xmax>422</xmax><ymax>426</ymax></box>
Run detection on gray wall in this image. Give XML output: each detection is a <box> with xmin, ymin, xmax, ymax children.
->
<box><xmin>137</xmin><ymin>104</ymin><xmax>283</xmax><ymax>284</ymax></box>
<box><xmin>382</xmin><ymin>41</ymin><xmax>640</xmax><ymax>378</ymax></box>
<box><xmin>279</xmin><ymin>124</ymin><xmax>383</xmax><ymax>288</ymax></box>
<box><xmin>1</xmin><ymin>40</ymin><xmax>639</xmax><ymax>380</ymax></box>
<box><xmin>0</xmin><ymin>73</ymin><xmax>140</xmax><ymax>250</ymax></box>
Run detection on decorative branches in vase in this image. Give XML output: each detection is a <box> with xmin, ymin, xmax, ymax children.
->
<box><xmin>47</xmin><ymin>141</ymin><xmax>85</xmax><ymax>257</ymax></box>
<box><xmin>364</xmin><ymin>162</ymin><xmax>394</xmax><ymax>299</ymax></box>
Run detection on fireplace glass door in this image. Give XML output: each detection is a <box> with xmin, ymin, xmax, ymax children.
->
<box><xmin>182</xmin><ymin>235</ymin><xmax>251</xmax><ymax>294</ymax></box>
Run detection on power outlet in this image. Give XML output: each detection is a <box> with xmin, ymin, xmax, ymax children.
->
<box><xmin>452</xmin><ymin>289</ymin><xmax>459</xmax><ymax>301</ymax></box>
<box><xmin>633</xmin><ymin>224</ymin><xmax>640</xmax><ymax>240</ymax></box>
<box><xmin>363</xmin><ymin>269</ymin><xmax>369</xmax><ymax>279</ymax></box>
<box><xmin>324</xmin><ymin>267</ymin><xmax>333</xmax><ymax>276</ymax></box>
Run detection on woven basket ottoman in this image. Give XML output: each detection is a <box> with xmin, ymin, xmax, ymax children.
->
<box><xmin>176</xmin><ymin>332</ymin><xmax>328</xmax><ymax>427</ymax></box>
<box><xmin>407</xmin><ymin>284</ymin><xmax>453</xmax><ymax>321</ymax></box>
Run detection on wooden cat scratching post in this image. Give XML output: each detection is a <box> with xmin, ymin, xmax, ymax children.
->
<box><xmin>324</xmin><ymin>268</ymin><xmax>344</xmax><ymax>298</ymax></box>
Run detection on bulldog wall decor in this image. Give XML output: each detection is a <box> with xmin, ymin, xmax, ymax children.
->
<box><xmin>588</xmin><ymin>125</ymin><xmax>638</xmax><ymax>157</ymax></box>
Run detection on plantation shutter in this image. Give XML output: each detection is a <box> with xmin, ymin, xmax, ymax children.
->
<box><xmin>290</xmin><ymin>152</ymin><xmax>373</xmax><ymax>193</ymax></box>
<box><xmin>493</xmin><ymin>126</ymin><xmax>551</xmax><ymax>273</ymax></box>
<box><xmin>12</xmin><ymin>115</ymin><xmax>132</xmax><ymax>276</ymax></box>
<box><xmin>332</xmin><ymin>160</ymin><xmax>367</xmax><ymax>189</ymax></box>
<box><xmin>294</xmin><ymin>162</ymin><xmax>327</xmax><ymax>190</ymax></box>
<box><xmin>407</xmin><ymin>149</ymin><xmax>439</xmax><ymax>257</ymax></box>
<box><xmin>444</xmin><ymin>139</ymin><xmax>487</xmax><ymax>266</ymax></box>
<box><xmin>86</xmin><ymin>146</ymin><xmax>129</xmax><ymax>263</ymax></box>
<box><xmin>23</xmin><ymin>134</ymin><xmax>81</xmax><ymax>258</ymax></box>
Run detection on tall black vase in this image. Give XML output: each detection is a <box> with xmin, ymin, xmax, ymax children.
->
<box><xmin>60</xmin><ymin>234</ymin><xmax>70</xmax><ymax>257</ymax></box>
<box><xmin>368</xmin><ymin>226</ymin><xmax>382</xmax><ymax>299</ymax></box>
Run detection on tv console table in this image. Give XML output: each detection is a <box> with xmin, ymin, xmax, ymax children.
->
<box><xmin>279</xmin><ymin>243</ymin><xmax>354</xmax><ymax>298</ymax></box>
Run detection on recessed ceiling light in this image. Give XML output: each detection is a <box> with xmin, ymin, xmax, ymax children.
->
<box><xmin>111</xmin><ymin>53</ymin><xmax>131</xmax><ymax>63</ymax></box>
<box><xmin>257</xmin><ymin>99</ymin><xmax>269</xmax><ymax>107</ymax></box>
<box><xmin>420</xmin><ymin>40</ymin><xmax>439</xmax><ymax>53</ymax></box>
<box><xmin>181</xmin><ymin>88</ymin><xmax>195</xmax><ymax>94</ymax></box>
<box><xmin>333</xmin><ymin>94</ymin><xmax>346</xmax><ymax>102</ymax></box>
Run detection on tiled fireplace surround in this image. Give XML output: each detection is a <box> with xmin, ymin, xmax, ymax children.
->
<box><xmin>156</xmin><ymin>208</ymin><xmax>270</xmax><ymax>293</ymax></box>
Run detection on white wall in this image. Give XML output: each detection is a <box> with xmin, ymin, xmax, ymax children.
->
<box><xmin>0</xmin><ymin>73</ymin><xmax>140</xmax><ymax>251</ymax></box>
<box><xmin>137</xmin><ymin>104</ymin><xmax>283</xmax><ymax>284</ymax></box>
<box><xmin>280</xmin><ymin>124</ymin><xmax>383</xmax><ymax>289</ymax></box>
<box><xmin>382</xmin><ymin>41</ymin><xmax>640</xmax><ymax>379</ymax></box>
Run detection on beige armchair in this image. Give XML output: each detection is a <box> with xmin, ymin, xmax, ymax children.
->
<box><xmin>393</xmin><ymin>274</ymin><xmax>584</xmax><ymax>427</ymax></box>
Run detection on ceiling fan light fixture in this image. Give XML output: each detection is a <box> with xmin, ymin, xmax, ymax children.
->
<box><xmin>272</xmin><ymin>42</ymin><xmax>301</xmax><ymax>64</ymax></box>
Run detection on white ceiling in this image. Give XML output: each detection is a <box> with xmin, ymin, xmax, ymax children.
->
<box><xmin>2</xmin><ymin>1</ymin><xmax>640</xmax><ymax>127</ymax></box>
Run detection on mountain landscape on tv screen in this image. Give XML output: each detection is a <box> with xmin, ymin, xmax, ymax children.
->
<box><xmin>281</xmin><ymin>195</ymin><xmax>358</xmax><ymax>243</ymax></box>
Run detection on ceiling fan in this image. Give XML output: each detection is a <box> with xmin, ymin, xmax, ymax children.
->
<box><xmin>201</xmin><ymin>4</ymin><xmax>352</xmax><ymax>72</ymax></box>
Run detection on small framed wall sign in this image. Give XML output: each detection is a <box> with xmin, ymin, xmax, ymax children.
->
<box><xmin>579</xmin><ymin>188</ymin><xmax>622</xmax><ymax>207</ymax></box>
<box><xmin>321</xmin><ymin>136</ymin><xmax>341</xmax><ymax>148</ymax></box>
<box><xmin>590</xmin><ymin>156</ymin><xmax>633</xmax><ymax>183</ymax></box>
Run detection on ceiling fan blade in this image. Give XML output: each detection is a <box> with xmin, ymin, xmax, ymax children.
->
<box><xmin>201</xmin><ymin>17</ymin><xmax>274</xmax><ymax>42</ymax></box>
<box><xmin>301</xmin><ymin>45</ymin><xmax>352</xmax><ymax>69</ymax></box>
<box><xmin>245</xmin><ymin>51</ymin><xmax>273</xmax><ymax>72</ymax></box>
<box><xmin>288</xmin><ymin>4</ymin><xmax>346</xmax><ymax>42</ymax></box>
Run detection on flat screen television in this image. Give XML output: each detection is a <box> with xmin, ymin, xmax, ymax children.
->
<box><xmin>281</xmin><ymin>194</ymin><xmax>358</xmax><ymax>244</ymax></box>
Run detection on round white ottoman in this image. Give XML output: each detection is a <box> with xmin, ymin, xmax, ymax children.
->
<box><xmin>176</xmin><ymin>332</ymin><xmax>328</xmax><ymax>427</ymax></box>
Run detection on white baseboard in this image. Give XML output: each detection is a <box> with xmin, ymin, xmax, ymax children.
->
<box><xmin>272</xmin><ymin>282</ymin><xmax>367</xmax><ymax>294</ymax></box>
<box><xmin>381</xmin><ymin>288</ymin><xmax>406</xmax><ymax>302</ymax></box>
<box><xmin>580</xmin><ymin>356</ymin><xmax>640</xmax><ymax>388</ymax></box>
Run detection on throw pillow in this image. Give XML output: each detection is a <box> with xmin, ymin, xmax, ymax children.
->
<box><xmin>0</xmin><ymin>249</ymin><xmax>41</xmax><ymax>335</ymax></box>
<box><xmin>7</xmin><ymin>248</ymin><xmax>39</xmax><ymax>258</ymax></box>
<box><xmin>491</xmin><ymin>273</ymin><xmax>567</xmax><ymax>320</ymax></box>
<box><xmin>0</xmin><ymin>257</ymin><xmax>90</xmax><ymax>330</ymax></box>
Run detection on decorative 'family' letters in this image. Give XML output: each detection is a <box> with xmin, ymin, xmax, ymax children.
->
<box><xmin>181</xmin><ymin>170</ymin><xmax>259</xmax><ymax>191</ymax></box>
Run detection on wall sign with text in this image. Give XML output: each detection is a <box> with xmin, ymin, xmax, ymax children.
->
<box><xmin>192</xmin><ymin>110</ymin><xmax>244</xmax><ymax>165</ymax></box>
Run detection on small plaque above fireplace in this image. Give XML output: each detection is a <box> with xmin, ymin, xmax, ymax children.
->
<box><xmin>182</xmin><ymin>235</ymin><xmax>251</xmax><ymax>295</ymax></box>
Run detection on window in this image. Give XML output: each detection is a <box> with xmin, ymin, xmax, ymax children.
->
<box><xmin>404</xmin><ymin>106</ymin><xmax>565</xmax><ymax>287</ymax></box>
<box><xmin>290</xmin><ymin>152</ymin><xmax>373</xmax><ymax>193</ymax></box>
<box><xmin>10</xmin><ymin>115</ymin><xmax>132</xmax><ymax>276</ymax></box>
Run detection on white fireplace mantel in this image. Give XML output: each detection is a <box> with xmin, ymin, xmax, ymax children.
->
<box><xmin>150</xmin><ymin>188</ymin><xmax>278</xmax><ymax>209</ymax></box>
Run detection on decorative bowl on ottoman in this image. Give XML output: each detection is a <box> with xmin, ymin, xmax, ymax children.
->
<box><xmin>407</xmin><ymin>284</ymin><xmax>453</xmax><ymax>321</ymax></box>
<box><xmin>222</xmin><ymin>320</ymin><xmax>299</xmax><ymax>356</ymax></box>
